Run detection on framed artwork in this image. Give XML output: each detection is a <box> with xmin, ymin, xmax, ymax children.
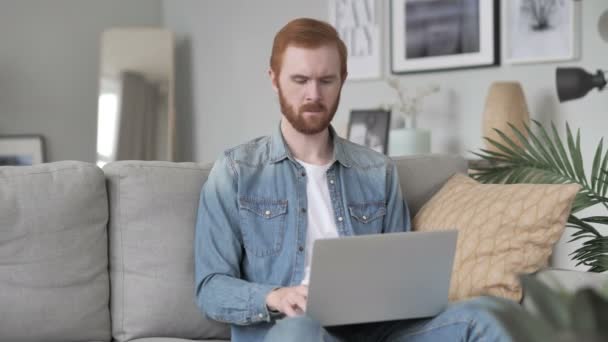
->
<box><xmin>346</xmin><ymin>109</ymin><xmax>391</xmax><ymax>154</ymax></box>
<box><xmin>329</xmin><ymin>0</ymin><xmax>382</xmax><ymax>80</ymax></box>
<box><xmin>0</xmin><ymin>135</ymin><xmax>45</xmax><ymax>166</ymax></box>
<box><xmin>390</xmin><ymin>0</ymin><xmax>499</xmax><ymax>74</ymax></box>
<box><xmin>503</xmin><ymin>0</ymin><xmax>579</xmax><ymax>64</ymax></box>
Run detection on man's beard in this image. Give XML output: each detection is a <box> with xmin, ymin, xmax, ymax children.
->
<box><xmin>278</xmin><ymin>87</ymin><xmax>340</xmax><ymax>135</ymax></box>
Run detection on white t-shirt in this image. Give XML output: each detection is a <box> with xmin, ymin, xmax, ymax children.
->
<box><xmin>296</xmin><ymin>158</ymin><xmax>340</xmax><ymax>286</ymax></box>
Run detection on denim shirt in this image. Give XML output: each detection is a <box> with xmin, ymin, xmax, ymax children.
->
<box><xmin>194</xmin><ymin>124</ymin><xmax>411</xmax><ymax>342</ymax></box>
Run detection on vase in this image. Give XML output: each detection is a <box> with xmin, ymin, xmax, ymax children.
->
<box><xmin>482</xmin><ymin>82</ymin><xmax>530</xmax><ymax>153</ymax></box>
<box><xmin>388</xmin><ymin>128</ymin><xmax>431</xmax><ymax>156</ymax></box>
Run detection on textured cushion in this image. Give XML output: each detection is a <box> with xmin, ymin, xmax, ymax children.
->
<box><xmin>0</xmin><ymin>161</ymin><xmax>110</xmax><ymax>342</ymax></box>
<box><xmin>104</xmin><ymin>161</ymin><xmax>230</xmax><ymax>342</ymax></box>
<box><xmin>413</xmin><ymin>174</ymin><xmax>580</xmax><ymax>302</ymax></box>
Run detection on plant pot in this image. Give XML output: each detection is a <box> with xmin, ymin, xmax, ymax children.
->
<box><xmin>388</xmin><ymin>128</ymin><xmax>431</xmax><ymax>156</ymax></box>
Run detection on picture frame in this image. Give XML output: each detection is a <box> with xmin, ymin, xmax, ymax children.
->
<box><xmin>329</xmin><ymin>0</ymin><xmax>382</xmax><ymax>80</ymax></box>
<box><xmin>502</xmin><ymin>0</ymin><xmax>579</xmax><ymax>64</ymax></box>
<box><xmin>346</xmin><ymin>109</ymin><xmax>391</xmax><ymax>154</ymax></box>
<box><xmin>390</xmin><ymin>0</ymin><xmax>499</xmax><ymax>74</ymax></box>
<box><xmin>0</xmin><ymin>135</ymin><xmax>45</xmax><ymax>166</ymax></box>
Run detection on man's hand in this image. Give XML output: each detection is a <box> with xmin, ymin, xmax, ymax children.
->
<box><xmin>265</xmin><ymin>285</ymin><xmax>308</xmax><ymax>317</ymax></box>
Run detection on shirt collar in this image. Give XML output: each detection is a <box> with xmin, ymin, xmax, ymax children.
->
<box><xmin>269</xmin><ymin>121</ymin><xmax>352</xmax><ymax>168</ymax></box>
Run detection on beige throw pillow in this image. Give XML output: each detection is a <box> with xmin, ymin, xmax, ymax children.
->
<box><xmin>413</xmin><ymin>173</ymin><xmax>580</xmax><ymax>302</ymax></box>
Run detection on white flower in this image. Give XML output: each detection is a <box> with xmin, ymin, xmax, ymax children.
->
<box><xmin>385</xmin><ymin>77</ymin><xmax>440</xmax><ymax>128</ymax></box>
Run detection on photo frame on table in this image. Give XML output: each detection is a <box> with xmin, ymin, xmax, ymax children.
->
<box><xmin>502</xmin><ymin>0</ymin><xmax>579</xmax><ymax>64</ymax></box>
<box><xmin>0</xmin><ymin>135</ymin><xmax>45</xmax><ymax>166</ymax></box>
<box><xmin>329</xmin><ymin>0</ymin><xmax>382</xmax><ymax>80</ymax></box>
<box><xmin>390</xmin><ymin>0</ymin><xmax>499</xmax><ymax>74</ymax></box>
<box><xmin>346</xmin><ymin>109</ymin><xmax>391</xmax><ymax>154</ymax></box>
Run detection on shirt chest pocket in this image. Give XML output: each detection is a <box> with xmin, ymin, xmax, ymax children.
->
<box><xmin>238</xmin><ymin>197</ymin><xmax>288</xmax><ymax>257</ymax></box>
<box><xmin>348</xmin><ymin>201</ymin><xmax>386</xmax><ymax>235</ymax></box>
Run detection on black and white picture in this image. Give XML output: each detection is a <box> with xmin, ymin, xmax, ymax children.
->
<box><xmin>329</xmin><ymin>0</ymin><xmax>381</xmax><ymax>80</ymax></box>
<box><xmin>405</xmin><ymin>0</ymin><xmax>480</xmax><ymax>59</ymax></box>
<box><xmin>347</xmin><ymin>110</ymin><xmax>391</xmax><ymax>154</ymax></box>
<box><xmin>391</xmin><ymin>0</ymin><xmax>497</xmax><ymax>74</ymax></box>
<box><xmin>0</xmin><ymin>136</ymin><xmax>45</xmax><ymax>166</ymax></box>
<box><xmin>503</xmin><ymin>0</ymin><xmax>578</xmax><ymax>64</ymax></box>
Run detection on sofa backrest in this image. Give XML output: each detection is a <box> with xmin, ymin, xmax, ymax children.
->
<box><xmin>393</xmin><ymin>154</ymin><xmax>467</xmax><ymax>217</ymax></box>
<box><xmin>0</xmin><ymin>161</ymin><xmax>111</xmax><ymax>342</ymax></box>
<box><xmin>104</xmin><ymin>161</ymin><xmax>231</xmax><ymax>342</ymax></box>
<box><xmin>0</xmin><ymin>155</ymin><xmax>465</xmax><ymax>342</ymax></box>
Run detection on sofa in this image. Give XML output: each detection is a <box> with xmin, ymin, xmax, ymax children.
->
<box><xmin>0</xmin><ymin>154</ymin><xmax>604</xmax><ymax>342</ymax></box>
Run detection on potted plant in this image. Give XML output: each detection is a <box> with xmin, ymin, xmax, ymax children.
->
<box><xmin>490</xmin><ymin>273</ymin><xmax>608</xmax><ymax>341</ymax></box>
<box><xmin>384</xmin><ymin>78</ymin><xmax>439</xmax><ymax>156</ymax></box>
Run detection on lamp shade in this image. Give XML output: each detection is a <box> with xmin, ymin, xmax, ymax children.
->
<box><xmin>482</xmin><ymin>82</ymin><xmax>530</xmax><ymax>153</ymax></box>
<box><xmin>556</xmin><ymin>67</ymin><xmax>606</xmax><ymax>102</ymax></box>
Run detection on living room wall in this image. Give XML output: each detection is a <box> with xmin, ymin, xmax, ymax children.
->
<box><xmin>0</xmin><ymin>0</ymin><xmax>162</xmax><ymax>162</ymax></box>
<box><xmin>163</xmin><ymin>0</ymin><xmax>608</xmax><ymax>270</ymax></box>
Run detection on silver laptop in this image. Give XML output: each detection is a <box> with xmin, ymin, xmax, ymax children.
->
<box><xmin>306</xmin><ymin>230</ymin><xmax>458</xmax><ymax>326</ymax></box>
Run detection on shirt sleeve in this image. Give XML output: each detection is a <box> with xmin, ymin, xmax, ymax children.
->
<box><xmin>383</xmin><ymin>160</ymin><xmax>412</xmax><ymax>233</ymax></box>
<box><xmin>194</xmin><ymin>153</ymin><xmax>277</xmax><ymax>325</ymax></box>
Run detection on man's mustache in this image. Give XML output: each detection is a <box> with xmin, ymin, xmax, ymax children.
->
<box><xmin>299</xmin><ymin>103</ymin><xmax>326</xmax><ymax>113</ymax></box>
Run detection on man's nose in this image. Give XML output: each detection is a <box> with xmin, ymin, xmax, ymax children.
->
<box><xmin>305</xmin><ymin>81</ymin><xmax>321</xmax><ymax>102</ymax></box>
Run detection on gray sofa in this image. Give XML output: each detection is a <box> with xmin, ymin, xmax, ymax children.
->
<box><xmin>0</xmin><ymin>155</ymin><xmax>604</xmax><ymax>342</ymax></box>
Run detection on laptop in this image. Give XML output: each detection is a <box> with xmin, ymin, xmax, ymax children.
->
<box><xmin>306</xmin><ymin>230</ymin><xmax>458</xmax><ymax>326</ymax></box>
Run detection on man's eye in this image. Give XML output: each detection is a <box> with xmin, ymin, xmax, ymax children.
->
<box><xmin>321</xmin><ymin>79</ymin><xmax>335</xmax><ymax>85</ymax></box>
<box><xmin>293</xmin><ymin>78</ymin><xmax>307</xmax><ymax>84</ymax></box>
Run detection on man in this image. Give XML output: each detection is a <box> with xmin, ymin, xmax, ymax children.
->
<box><xmin>195</xmin><ymin>18</ymin><xmax>513</xmax><ymax>342</ymax></box>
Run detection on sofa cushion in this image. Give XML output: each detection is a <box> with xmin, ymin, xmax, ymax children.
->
<box><xmin>413</xmin><ymin>174</ymin><xmax>580</xmax><ymax>302</ymax></box>
<box><xmin>104</xmin><ymin>161</ymin><xmax>230</xmax><ymax>342</ymax></box>
<box><xmin>0</xmin><ymin>161</ymin><xmax>110</xmax><ymax>342</ymax></box>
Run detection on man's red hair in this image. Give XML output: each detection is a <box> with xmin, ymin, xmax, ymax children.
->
<box><xmin>270</xmin><ymin>18</ymin><xmax>347</xmax><ymax>80</ymax></box>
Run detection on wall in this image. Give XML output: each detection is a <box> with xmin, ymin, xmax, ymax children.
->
<box><xmin>0</xmin><ymin>0</ymin><xmax>162</xmax><ymax>162</ymax></box>
<box><xmin>163</xmin><ymin>0</ymin><xmax>608</xmax><ymax>270</ymax></box>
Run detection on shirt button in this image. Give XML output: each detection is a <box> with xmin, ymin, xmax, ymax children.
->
<box><xmin>338</xmin><ymin>216</ymin><xmax>343</xmax><ymax>222</ymax></box>
<box><xmin>258</xmin><ymin>313</ymin><xmax>264</xmax><ymax>318</ymax></box>
<box><xmin>329</xmin><ymin>179</ymin><xmax>334</xmax><ymax>184</ymax></box>
<box><xmin>265</xmin><ymin>210</ymin><xmax>271</xmax><ymax>216</ymax></box>
<box><xmin>301</xmin><ymin>208</ymin><xmax>307</xmax><ymax>213</ymax></box>
<box><xmin>362</xmin><ymin>215</ymin><xmax>367</xmax><ymax>220</ymax></box>
<box><xmin>301</xmin><ymin>171</ymin><xmax>306</xmax><ymax>177</ymax></box>
<box><xmin>298</xmin><ymin>246</ymin><xmax>304</xmax><ymax>252</ymax></box>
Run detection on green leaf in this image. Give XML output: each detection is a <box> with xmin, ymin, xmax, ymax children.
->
<box><xmin>569</xmin><ymin>289</ymin><xmax>608</xmax><ymax>335</ymax></box>
<box><xmin>520</xmin><ymin>274</ymin><xmax>570</xmax><ymax>329</ymax></box>
<box><xmin>582</xmin><ymin>216</ymin><xmax>608</xmax><ymax>225</ymax></box>
<box><xmin>601</xmin><ymin>166</ymin><xmax>608</xmax><ymax>198</ymax></box>
<box><xmin>566</xmin><ymin>124</ymin><xmax>587</xmax><ymax>186</ymax></box>
<box><xmin>508</xmin><ymin>123</ymin><xmax>544</xmax><ymax>163</ymax></box>
<box><xmin>484</xmin><ymin>136</ymin><xmax>526</xmax><ymax>162</ymax></box>
<box><xmin>550</xmin><ymin>122</ymin><xmax>576</xmax><ymax>179</ymax></box>
<box><xmin>591</xmin><ymin>139</ymin><xmax>604</xmax><ymax>193</ymax></box>
<box><xmin>526</xmin><ymin>122</ymin><xmax>567</xmax><ymax>175</ymax></box>
<box><xmin>568</xmin><ymin>216</ymin><xmax>601</xmax><ymax>237</ymax></box>
<box><xmin>494</xmin><ymin>128</ymin><xmax>537</xmax><ymax>164</ymax></box>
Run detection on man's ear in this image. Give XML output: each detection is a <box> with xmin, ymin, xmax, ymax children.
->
<box><xmin>269</xmin><ymin>68</ymin><xmax>279</xmax><ymax>93</ymax></box>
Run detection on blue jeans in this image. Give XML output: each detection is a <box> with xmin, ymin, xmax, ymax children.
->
<box><xmin>264</xmin><ymin>297</ymin><xmax>515</xmax><ymax>342</ymax></box>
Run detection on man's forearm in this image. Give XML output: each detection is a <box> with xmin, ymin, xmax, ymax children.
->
<box><xmin>197</xmin><ymin>273</ymin><xmax>278</xmax><ymax>325</ymax></box>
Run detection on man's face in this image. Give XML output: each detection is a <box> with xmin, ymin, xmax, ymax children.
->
<box><xmin>270</xmin><ymin>44</ymin><xmax>345</xmax><ymax>135</ymax></box>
